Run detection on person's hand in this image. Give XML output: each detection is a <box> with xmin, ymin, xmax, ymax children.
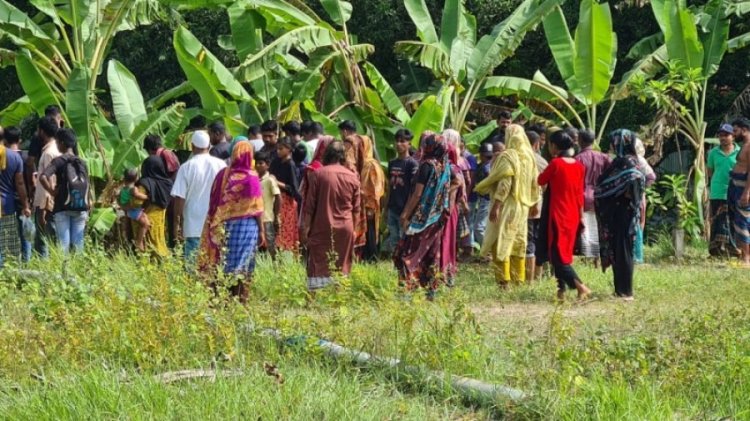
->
<box><xmin>400</xmin><ymin>215</ymin><xmax>410</xmax><ymax>232</ymax></box>
<box><xmin>259</xmin><ymin>232</ymin><xmax>267</xmax><ymax>249</ymax></box>
<box><xmin>528</xmin><ymin>206</ymin><xmax>539</xmax><ymax>219</ymax></box>
<box><xmin>489</xmin><ymin>202</ymin><xmax>502</xmax><ymax>224</ymax></box>
<box><xmin>461</xmin><ymin>201</ymin><xmax>470</xmax><ymax>215</ymax></box>
<box><xmin>22</xmin><ymin>206</ymin><xmax>31</xmax><ymax>218</ymax></box>
<box><xmin>299</xmin><ymin>227</ymin><xmax>308</xmax><ymax>246</ymax></box>
<box><xmin>741</xmin><ymin>193</ymin><xmax>750</xmax><ymax>207</ymax></box>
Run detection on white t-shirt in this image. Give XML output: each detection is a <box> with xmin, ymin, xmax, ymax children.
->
<box><xmin>250</xmin><ymin>138</ymin><xmax>265</xmax><ymax>152</ymax></box>
<box><xmin>304</xmin><ymin>138</ymin><xmax>319</xmax><ymax>162</ymax></box>
<box><xmin>171</xmin><ymin>153</ymin><xmax>227</xmax><ymax>238</ymax></box>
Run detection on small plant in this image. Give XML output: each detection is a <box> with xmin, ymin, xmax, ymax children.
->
<box><xmin>653</xmin><ymin>174</ymin><xmax>702</xmax><ymax>240</ymax></box>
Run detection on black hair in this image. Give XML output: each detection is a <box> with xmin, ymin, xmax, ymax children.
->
<box><xmin>526</xmin><ymin>130</ymin><xmax>540</xmax><ymax>146</ymax></box>
<box><xmin>4</xmin><ymin>126</ymin><xmax>21</xmax><ymax>145</ymax></box>
<box><xmin>550</xmin><ymin>130</ymin><xmax>574</xmax><ymax>151</ymax></box>
<box><xmin>282</xmin><ymin>121</ymin><xmax>301</xmax><ymax>136</ymax></box>
<box><xmin>338</xmin><ymin>120</ymin><xmax>357</xmax><ymax>132</ymax></box>
<box><xmin>123</xmin><ymin>168</ymin><xmax>139</xmax><ymax>182</ymax></box>
<box><xmin>261</xmin><ymin>120</ymin><xmax>278</xmax><ymax>133</ymax></box>
<box><xmin>408</xmin><ymin>146</ymin><xmax>417</xmax><ymax>156</ymax></box>
<box><xmin>564</xmin><ymin>127</ymin><xmax>579</xmax><ymax>140</ymax></box>
<box><xmin>44</xmin><ymin>105</ymin><xmax>61</xmax><ymax>118</ymax></box>
<box><xmin>315</xmin><ymin>122</ymin><xmax>324</xmax><ymax>134</ymax></box>
<box><xmin>293</xmin><ymin>143</ymin><xmax>307</xmax><ymax>164</ymax></box>
<box><xmin>277</xmin><ymin>136</ymin><xmax>293</xmax><ymax>150</ymax></box>
<box><xmin>323</xmin><ymin>141</ymin><xmax>346</xmax><ymax>165</ymax></box>
<box><xmin>188</xmin><ymin>115</ymin><xmax>206</xmax><ymax>130</ymax></box>
<box><xmin>143</xmin><ymin>134</ymin><xmax>162</xmax><ymax>152</ymax></box>
<box><xmin>496</xmin><ymin>110</ymin><xmax>512</xmax><ymax>120</ymax></box>
<box><xmin>732</xmin><ymin>118</ymin><xmax>750</xmax><ymax>130</ymax></box>
<box><xmin>527</xmin><ymin>123</ymin><xmax>546</xmax><ymax>137</ymax></box>
<box><xmin>490</xmin><ymin>134</ymin><xmax>505</xmax><ymax>144</ymax></box>
<box><xmin>395</xmin><ymin>128</ymin><xmax>413</xmax><ymax>141</ymax></box>
<box><xmin>247</xmin><ymin>125</ymin><xmax>261</xmax><ymax>137</ymax></box>
<box><xmin>38</xmin><ymin>116</ymin><xmax>59</xmax><ymax>138</ymax></box>
<box><xmin>208</xmin><ymin>121</ymin><xmax>225</xmax><ymax>135</ymax></box>
<box><xmin>56</xmin><ymin>128</ymin><xmax>77</xmax><ymax>152</ymax></box>
<box><xmin>578</xmin><ymin>129</ymin><xmax>595</xmax><ymax>148</ymax></box>
<box><xmin>300</xmin><ymin>120</ymin><xmax>318</xmax><ymax>136</ymax></box>
<box><xmin>254</xmin><ymin>151</ymin><xmax>271</xmax><ymax>164</ymax></box>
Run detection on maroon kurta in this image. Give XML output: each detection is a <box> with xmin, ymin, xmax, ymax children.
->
<box><xmin>303</xmin><ymin>164</ymin><xmax>361</xmax><ymax>289</ymax></box>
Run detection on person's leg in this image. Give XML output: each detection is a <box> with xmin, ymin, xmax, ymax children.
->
<box><xmin>385</xmin><ymin>209</ymin><xmax>401</xmax><ymax>254</ymax></box>
<box><xmin>183</xmin><ymin>237</ymin><xmax>200</xmax><ymax>265</ymax></box>
<box><xmin>493</xmin><ymin>255</ymin><xmax>510</xmax><ymax>288</ymax></box>
<box><xmin>34</xmin><ymin>208</ymin><xmax>49</xmax><ymax>258</ymax></box>
<box><xmin>70</xmin><ymin>211</ymin><xmax>88</xmax><ymax>253</ymax></box>
<box><xmin>53</xmin><ymin>212</ymin><xmax>71</xmax><ymax>254</ymax></box>
<box><xmin>612</xmin><ymin>222</ymin><xmax>635</xmax><ymax>297</ymax></box>
<box><xmin>509</xmin><ymin>256</ymin><xmax>525</xmax><ymax>283</ymax></box>
<box><xmin>17</xmin><ymin>215</ymin><xmax>31</xmax><ymax>263</ymax></box>
<box><xmin>474</xmin><ymin>198</ymin><xmax>490</xmax><ymax>246</ymax></box>
<box><xmin>264</xmin><ymin>222</ymin><xmax>277</xmax><ymax>259</ymax></box>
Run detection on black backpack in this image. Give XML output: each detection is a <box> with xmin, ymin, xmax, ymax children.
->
<box><xmin>63</xmin><ymin>156</ymin><xmax>90</xmax><ymax>211</ymax></box>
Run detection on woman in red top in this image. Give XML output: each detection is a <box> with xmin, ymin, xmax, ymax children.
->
<box><xmin>537</xmin><ymin>131</ymin><xmax>592</xmax><ymax>301</ymax></box>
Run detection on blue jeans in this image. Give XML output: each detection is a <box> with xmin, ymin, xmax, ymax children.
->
<box><xmin>53</xmin><ymin>211</ymin><xmax>88</xmax><ymax>253</ymax></box>
<box><xmin>385</xmin><ymin>208</ymin><xmax>403</xmax><ymax>253</ymax></box>
<box><xmin>184</xmin><ymin>237</ymin><xmax>200</xmax><ymax>263</ymax></box>
<box><xmin>470</xmin><ymin>197</ymin><xmax>491</xmax><ymax>246</ymax></box>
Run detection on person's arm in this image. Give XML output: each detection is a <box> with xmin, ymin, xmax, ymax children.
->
<box><xmin>741</xmin><ymin>145</ymin><xmax>750</xmax><ymax>206</ymax></box>
<box><xmin>14</xmin><ymin>171</ymin><xmax>31</xmax><ymax>217</ymax></box>
<box><xmin>255</xmin><ymin>214</ymin><xmax>266</xmax><ymax>249</ymax></box>
<box><xmin>172</xmin><ymin>196</ymin><xmax>185</xmax><ymax>241</ymax></box>
<box><xmin>537</xmin><ymin>159</ymin><xmax>555</xmax><ymax>187</ymax></box>
<box><xmin>300</xmin><ymin>173</ymin><xmax>317</xmax><ymax>246</ymax></box>
<box><xmin>400</xmin><ymin>183</ymin><xmax>424</xmax><ymax>231</ymax></box>
<box><xmin>39</xmin><ymin>158</ymin><xmax>60</xmax><ymax>195</ymax></box>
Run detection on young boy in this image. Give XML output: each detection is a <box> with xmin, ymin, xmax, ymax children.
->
<box><xmin>260</xmin><ymin>120</ymin><xmax>279</xmax><ymax>162</ymax></box>
<box><xmin>255</xmin><ymin>152</ymin><xmax>281</xmax><ymax>259</ymax></box>
<box><xmin>384</xmin><ymin>129</ymin><xmax>418</xmax><ymax>253</ymax></box>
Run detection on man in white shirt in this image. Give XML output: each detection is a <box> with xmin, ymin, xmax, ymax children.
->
<box><xmin>32</xmin><ymin>117</ymin><xmax>61</xmax><ymax>258</ymax></box>
<box><xmin>171</xmin><ymin>130</ymin><xmax>227</xmax><ymax>265</ymax></box>
<box><xmin>301</xmin><ymin>120</ymin><xmax>321</xmax><ymax>162</ymax></box>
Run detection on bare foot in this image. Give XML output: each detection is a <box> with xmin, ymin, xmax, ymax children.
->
<box><xmin>556</xmin><ymin>289</ymin><xmax>565</xmax><ymax>302</ymax></box>
<box><xmin>621</xmin><ymin>296</ymin><xmax>635</xmax><ymax>302</ymax></box>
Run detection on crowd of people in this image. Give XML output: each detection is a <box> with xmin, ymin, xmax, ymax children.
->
<box><xmin>1</xmin><ymin>107</ymin><xmax>749</xmax><ymax>303</ymax></box>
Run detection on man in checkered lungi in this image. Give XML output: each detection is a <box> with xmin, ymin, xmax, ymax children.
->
<box><xmin>0</xmin><ymin>126</ymin><xmax>32</xmax><ymax>266</ymax></box>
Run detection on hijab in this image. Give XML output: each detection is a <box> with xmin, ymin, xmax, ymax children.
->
<box><xmin>361</xmin><ymin>135</ymin><xmax>385</xmax><ymax>208</ymax></box>
<box><xmin>474</xmin><ymin>124</ymin><xmax>540</xmax><ymax>207</ymax></box>
<box><xmin>139</xmin><ymin>155</ymin><xmax>173</xmax><ymax>208</ymax></box>
<box><xmin>199</xmin><ymin>141</ymin><xmax>264</xmax><ymax>271</ymax></box>
<box><xmin>594</xmin><ymin>129</ymin><xmax>646</xmax><ymax>272</ymax></box>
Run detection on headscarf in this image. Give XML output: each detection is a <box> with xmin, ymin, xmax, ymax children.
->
<box><xmin>360</xmin><ymin>135</ymin><xmax>385</xmax><ymax>210</ymax></box>
<box><xmin>199</xmin><ymin>141</ymin><xmax>264</xmax><ymax>271</ymax></box>
<box><xmin>138</xmin><ymin>155</ymin><xmax>174</xmax><ymax>208</ymax></box>
<box><xmin>443</xmin><ymin>129</ymin><xmax>469</xmax><ymax>170</ymax></box>
<box><xmin>229</xmin><ymin>135</ymin><xmax>249</xmax><ymax>157</ymax></box>
<box><xmin>406</xmin><ymin>134</ymin><xmax>451</xmax><ymax>235</ymax></box>
<box><xmin>305</xmin><ymin>135</ymin><xmax>334</xmax><ymax>175</ymax></box>
<box><xmin>415</xmin><ymin>130</ymin><xmax>435</xmax><ymax>162</ymax></box>
<box><xmin>595</xmin><ymin>129</ymin><xmax>646</xmax><ymax>271</ymax></box>
<box><xmin>635</xmin><ymin>137</ymin><xmax>656</xmax><ymax>186</ymax></box>
<box><xmin>474</xmin><ymin>124</ymin><xmax>540</xmax><ymax>207</ymax></box>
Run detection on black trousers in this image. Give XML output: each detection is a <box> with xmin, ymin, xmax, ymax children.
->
<box><xmin>551</xmin><ymin>240</ymin><xmax>579</xmax><ymax>291</ymax></box>
<box><xmin>611</xmin><ymin>205</ymin><xmax>635</xmax><ymax>297</ymax></box>
<box><xmin>362</xmin><ymin>216</ymin><xmax>379</xmax><ymax>262</ymax></box>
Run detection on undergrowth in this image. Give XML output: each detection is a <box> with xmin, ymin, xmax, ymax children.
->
<box><xmin>0</xmin><ymin>243</ymin><xmax>747</xmax><ymax>419</ymax></box>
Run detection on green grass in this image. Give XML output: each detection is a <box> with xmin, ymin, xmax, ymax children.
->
<box><xmin>0</xmin><ymin>244</ymin><xmax>748</xmax><ymax>420</ymax></box>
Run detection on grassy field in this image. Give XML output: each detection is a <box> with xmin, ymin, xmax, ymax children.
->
<box><xmin>0</xmin><ymin>243</ymin><xmax>748</xmax><ymax>420</ymax></box>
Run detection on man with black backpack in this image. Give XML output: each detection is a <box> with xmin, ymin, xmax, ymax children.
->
<box><xmin>39</xmin><ymin>128</ymin><xmax>89</xmax><ymax>254</ymax></box>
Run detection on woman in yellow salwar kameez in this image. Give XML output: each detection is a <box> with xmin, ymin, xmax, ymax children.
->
<box><xmin>474</xmin><ymin>124</ymin><xmax>540</xmax><ymax>286</ymax></box>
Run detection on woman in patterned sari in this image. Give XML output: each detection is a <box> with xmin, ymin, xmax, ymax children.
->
<box><xmin>393</xmin><ymin>134</ymin><xmax>451</xmax><ymax>300</ymax></box>
<box><xmin>199</xmin><ymin>141</ymin><xmax>265</xmax><ymax>304</ymax></box>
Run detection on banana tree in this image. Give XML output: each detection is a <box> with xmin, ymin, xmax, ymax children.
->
<box><xmin>395</xmin><ymin>0</ymin><xmax>564</xmax><ymax>133</ymax></box>
<box><xmin>630</xmin><ymin>0</ymin><xmax>734</xmax><ymax>227</ymax></box>
<box><xmin>0</xmin><ymin>0</ymin><xmax>168</xmax><ymax>151</ymax></box>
